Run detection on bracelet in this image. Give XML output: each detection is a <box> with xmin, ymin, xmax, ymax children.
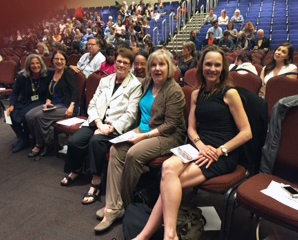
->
<box><xmin>193</xmin><ymin>137</ymin><xmax>201</xmax><ymax>144</ymax></box>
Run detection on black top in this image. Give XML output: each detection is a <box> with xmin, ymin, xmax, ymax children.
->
<box><xmin>10</xmin><ymin>72</ymin><xmax>50</xmax><ymax>106</ymax></box>
<box><xmin>46</xmin><ymin>68</ymin><xmax>79</xmax><ymax>107</ymax></box>
<box><xmin>178</xmin><ymin>57</ymin><xmax>197</xmax><ymax>77</ymax></box>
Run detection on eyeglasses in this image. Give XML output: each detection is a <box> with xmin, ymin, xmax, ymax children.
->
<box><xmin>53</xmin><ymin>58</ymin><xmax>66</xmax><ymax>62</ymax></box>
<box><xmin>116</xmin><ymin>60</ymin><xmax>130</xmax><ymax>66</ymax></box>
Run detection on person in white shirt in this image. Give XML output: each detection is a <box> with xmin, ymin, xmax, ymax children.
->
<box><xmin>218</xmin><ymin>9</ymin><xmax>229</xmax><ymax>25</ymax></box>
<box><xmin>229</xmin><ymin>52</ymin><xmax>258</xmax><ymax>75</ymax></box>
<box><xmin>204</xmin><ymin>8</ymin><xmax>217</xmax><ymax>24</ymax></box>
<box><xmin>70</xmin><ymin>38</ymin><xmax>106</xmax><ymax>78</ymax></box>
<box><xmin>206</xmin><ymin>21</ymin><xmax>223</xmax><ymax>39</ymax></box>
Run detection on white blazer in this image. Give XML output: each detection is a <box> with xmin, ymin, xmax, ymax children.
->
<box><xmin>82</xmin><ymin>72</ymin><xmax>142</xmax><ymax>134</ymax></box>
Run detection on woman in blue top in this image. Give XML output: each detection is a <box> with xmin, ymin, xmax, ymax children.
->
<box><xmin>26</xmin><ymin>50</ymin><xmax>79</xmax><ymax>158</ymax></box>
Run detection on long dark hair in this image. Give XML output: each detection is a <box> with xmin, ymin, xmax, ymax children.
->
<box><xmin>196</xmin><ymin>45</ymin><xmax>231</xmax><ymax>91</ymax></box>
<box><xmin>264</xmin><ymin>42</ymin><xmax>294</xmax><ymax>76</ymax></box>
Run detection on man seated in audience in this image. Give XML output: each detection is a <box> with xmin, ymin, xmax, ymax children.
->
<box><xmin>70</xmin><ymin>37</ymin><xmax>106</xmax><ymax>78</ymax></box>
<box><xmin>82</xmin><ymin>28</ymin><xmax>94</xmax><ymax>44</ymax></box>
<box><xmin>105</xmin><ymin>27</ymin><xmax>116</xmax><ymax>44</ymax></box>
<box><xmin>253</xmin><ymin>29</ymin><xmax>270</xmax><ymax>53</ymax></box>
<box><xmin>187</xmin><ymin>30</ymin><xmax>201</xmax><ymax>51</ymax></box>
<box><xmin>218</xmin><ymin>30</ymin><xmax>234</xmax><ymax>52</ymax></box>
<box><xmin>206</xmin><ymin>20</ymin><xmax>223</xmax><ymax>40</ymax></box>
<box><xmin>204</xmin><ymin>8</ymin><xmax>217</xmax><ymax>25</ymax></box>
<box><xmin>113</xmin><ymin>33</ymin><xmax>126</xmax><ymax>48</ymax></box>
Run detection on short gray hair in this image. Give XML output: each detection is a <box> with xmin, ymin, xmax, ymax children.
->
<box><xmin>23</xmin><ymin>54</ymin><xmax>47</xmax><ymax>78</ymax></box>
<box><xmin>146</xmin><ymin>49</ymin><xmax>176</xmax><ymax>79</ymax></box>
<box><xmin>257</xmin><ymin>29</ymin><xmax>264</xmax><ymax>33</ymax></box>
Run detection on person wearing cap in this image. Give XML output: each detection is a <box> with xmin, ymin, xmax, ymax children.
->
<box><xmin>231</xmin><ymin>9</ymin><xmax>244</xmax><ymax>24</ymax></box>
<box><xmin>204</xmin><ymin>8</ymin><xmax>217</xmax><ymax>25</ymax></box>
<box><xmin>206</xmin><ymin>20</ymin><xmax>223</xmax><ymax>40</ymax></box>
<box><xmin>218</xmin><ymin>30</ymin><xmax>234</xmax><ymax>52</ymax></box>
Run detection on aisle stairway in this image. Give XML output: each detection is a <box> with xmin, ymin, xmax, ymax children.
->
<box><xmin>166</xmin><ymin>12</ymin><xmax>208</xmax><ymax>52</ymax></box>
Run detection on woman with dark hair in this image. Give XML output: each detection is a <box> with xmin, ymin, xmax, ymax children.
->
<box><xmin>226</xmin><ymin>22</ymin><xmax>238</xmax><ymax>41</ymax></box>
<box><xmin>145</xmin><ymin>41</ymin><xmax>154</xmax><ymax>54</ymax></box>
<box><xmin>138</xmin><ymin>26</ymin><xmax>149</xmax><ymax>42</ymax></box>
<box><xmin>178</xmin><ymin>41</ymin><xmax>198</xmax><ymax>77</ymax></box>
<box><xmin>229</xmin><ymin>51</ymin><xmax>258</xmax><ymax>75</ymax></box>
<box><xmin>94</xmin><ymin>50</ymin><xmax>186</xmax><ymax>232</ymax></box>
<box><xmin>133</xmin><ymin>51</ymin><xmax>149</xmax><ymax>81</ymax></box>
<box><xmin>60</xmin><ymin>48</ymin><xmax>142</xmax><ymax>205</ymax></box>
<box><xmin>26</xmin><ymin>50</ymin><xmax>79</xmax><ymax>158</ymax></box>
<box><xmin>6</xmin><ymin>54</ymin><xmax>49</xmax><ymax>153</ymax></box>
<box><xmin>129</xmin><ymin>34</ymin><xmax>138</xmax><ymax>48</ymax></box>
<box><xmin>99</xmin><ymin>47</ymin><xmax>117</xmax><ymax>75</ymax></box>
<box><xmin>260</xmin><ymin>43</ymin><xmax>297</xmax><ymax>95</ymax></box>
<box><xmin>132</xmin><ymin>46</ymin><xmax>252</xmax><ymax>240</ymax></box>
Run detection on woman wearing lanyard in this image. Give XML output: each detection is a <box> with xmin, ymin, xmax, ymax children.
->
<box><xmin>6</xmin><ymin>54</ymin><xmax>49</xmax><ymax>153</ymax></box>
<box><xmin>26</xmin><ymin>50</ymin><xmax>79</xmax><ymax>158</ymax></box>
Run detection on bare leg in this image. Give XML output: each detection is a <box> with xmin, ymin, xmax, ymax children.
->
<box><xmin>82</xmin><ymin>175</ymin><xmax>101</xmax><ymax>204</ymax></box>
<box><xmin>133</xmin><ymin>196</ymin><xmax>163</xmax><ymax>240</ymax></box>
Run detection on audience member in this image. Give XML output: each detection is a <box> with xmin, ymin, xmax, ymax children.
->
<box><xmin>187</xmin><ymin>30</ymin><xmax>201</xmax><ymax>51</ymax></box>
<box><xmin>26</xmin><ymin>50</ymin><xmax>79</xmax><ymax>158</ymax></box>
<box><xmin>145</xmin><ymin>41</ymin><xmax>154</xmax><ymax>54</ymax></box>
<box><xmin>235</xmin><ymin>31</ymin><xmax>249</xmax><ymax>51</ymax></box>
<box><xmin>260</xmin><ymin>43</ymin><xmax>297</xmax><ymax>95</ymax></box>
<box><xmin>206</xmin><ymin>20</ymin><xmax>223</xmax><ymax>40</ymax></box>
<box><xmin>231</xmin><ymin>9</ymin><xmax>244</xmax><ymax>24</ymax></box>
<box><xmin>229</xmin><ymin>52</ymin><xmax>258</xmax><ymax>75</ymax></box>
<box><xmin>253</xmin><ymin>29</ymin><xmax>270</xmax><ymax>52</ymax></box>
<box><xmin>6</xmin><ymin>55</ymin><xmax>49</xmax><ymax>153</ymax></box>
<box><xmin>94</xmin><ymin>49</ymin><xmax>186</xmax><ymax>232</ymax></box>
<box><xmin>203</xmin><ymin>32</ymin><xmax>219</xmax><ymax>49</ymax></box>
<box><xmin>99</xmin><ymin>46</ymin><xmax>117</xmax><ymax>75</ymax></box>
<box><xmin>37</xmin><ymin>42</ymin><xmax>50</xmax><ymax>57</ymax></box>
<box><xmin>105</xmin><ymin>26</ymin><xmax>116</xmax><ymax>43</ymax></box>
<box><xmin>218</xmin><ymin>9</ymin><xmax>229</xmax><ymax>25</ymax></box>
<box><xmin>242</xmin><ymin>22</ymin><xmax>255</xmax><ymax>41</ymax></box>
<box><xmin>61</xmin><ymin>48</ymin><xmax>142</xmax><ymax>205</ymax></box>
<box><xmin>178</xmin><ymin>42</ymin><xmax>198</xmax><ymax>77</ymax></box>
<box><xmin>133</xmin><ymin>51</ymin><xmax>149</xmax><ymax>82</ymax></box>
<box><xmin>218</xmin><ymin>30</ymin><xmax>234</xmax><ymax>52</ymax></box>
<box><xmin>226</xmin><ymin>22</ymin><xmax>238</xmax><ymax>41</ymax></box>
<box><xmin>70</xmin><ymin>37</ymin><xmax>106</xmax><ymax>78</ymax></box>
<box><xmin>132</xmin><ymin>45</ymin><xmax>252</xmax><ymax>240</ymax></box>
<box><xmin>204</xmin><ymin>8</ymin><xmax>217</xmax><ymax>25</ymax></box>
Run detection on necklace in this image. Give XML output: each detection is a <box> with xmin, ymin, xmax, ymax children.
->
<box><xmin>49</xmin><ymin>79</ymin><xmax>58</xmax><ymax>95</ymax></box>
<box><xmin>200</xmin><ymin>88</ymin><xmax>221</xmax><ymax>100</ymax></box>
<box><xmin>152</xmin><ymin>85</ymin><xmax>162</xmax><ymax>95</ymax></box>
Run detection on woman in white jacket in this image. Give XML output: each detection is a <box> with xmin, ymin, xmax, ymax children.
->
<box><xmin>60</xmin><ymin>48</ymin><xmax>142</xmax><ymax>205</ymax></box>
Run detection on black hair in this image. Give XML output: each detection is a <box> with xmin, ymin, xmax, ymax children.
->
<box><xmin>51</xmin><ymin>50</ymin><xmax>69</xmax><ymax>65</ymax></box>
<box><xmin>135</xmin><ymin>51</ymin><xmax>149</xmax><ymax>60</ymax></box>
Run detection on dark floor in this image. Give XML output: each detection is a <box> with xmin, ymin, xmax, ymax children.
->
<box><xmin>1</xmin><ymin>101</ymin><xmax>297</xmax><ymax>240</ymax></box>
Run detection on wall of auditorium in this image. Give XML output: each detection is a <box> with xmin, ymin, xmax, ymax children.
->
<box><xmin>65</xmin><ymin>0</ymin><xmax>166</xmax><ymax>8</ymax></box>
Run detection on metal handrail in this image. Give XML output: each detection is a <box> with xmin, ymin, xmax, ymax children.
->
<box><xmin>162</xmin><ymin>19</ymin><xmax>167</xmax><ymax>43</ymax></box>
<box><xmin>153</xmin><ymin>27</ymin><xmax>158</xmax><ymax>46</ymax></box>
<box><xmin>206</xmin><ymin>0</ymin><xmax>210</xmax><ymax>13</ymax></box>
<box><xmin>169</xmin><ymin>12</ymin><xmax>175</xmax><ymax>39</ymax></box>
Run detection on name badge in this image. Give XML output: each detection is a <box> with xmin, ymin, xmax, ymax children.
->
<box><xmin>31</xmin><ymin>95</ymin><xmax>39</xmax><ymax>101</ymax></box>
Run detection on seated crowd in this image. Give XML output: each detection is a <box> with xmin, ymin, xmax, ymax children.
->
<box><xmin>2</xmin><ymin>1</ymin><xmax>298</xmax><ymax>239</ymax></box>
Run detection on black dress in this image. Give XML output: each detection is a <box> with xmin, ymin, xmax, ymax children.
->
<box><xmin>195</xmin><ymin>87</ymin><xmax>239</xmax><ymax>180</ymax></box>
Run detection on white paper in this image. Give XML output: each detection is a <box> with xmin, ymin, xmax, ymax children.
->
<box><xmin>4</xmin><ymin>111</ymin><xmax>12</xmax><ymax>125</ymax></box>
<box><xmin>171</xmin><ymin>144</ymin><xmax>200</xmax><ymax>163</ymax></box>
<box><xmin>198</xmin><ymin>206</ymin><xmax>221</xmax><ymax>231</ymax></box>
<box><xmin>56</xmin><ymin>117</ymin><xmax>85</xmax><ymax>126</ymax></box>
<box><xmin>261</xmin><ymin>181</ymin><xmax>298</xmax><ymax>211</ymax></box>
<box><xmin>109</xmin><ymin>130</ymin><xmax>136</xmax><ymax>144</ymax></box>
<box><xmin>0</xmin><ymin>87</ymin><xmax>6</xmax><ymax>90</ymax></box>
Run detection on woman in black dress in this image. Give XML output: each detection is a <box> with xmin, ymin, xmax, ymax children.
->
<box><xmin>178</xmin><ymin>41</ymin><xmax>197</xmax><ymax>77</ymax></box>
<box><xmin>133</xmin><ymin>46</ymin><xmax>252</xmax><ymax>240</ymax></box>
<box><xmin>6</xmin><ymin>54</ymin><xmax>49</xmax><ymax>153</ymax></box>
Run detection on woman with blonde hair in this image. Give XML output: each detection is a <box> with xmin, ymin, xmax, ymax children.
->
<box><xmin>242</xmin><ymin>22</ymin><xmax>255</xmax><ymax>41</ymax></box>
<box><xmin>37</xmin><ymin>42</ymin><xmax>50</xmax><ymax>57</ymax></box>
<box><xmin>218</xmin><ymin>9</ymin><xmax>229</xmax><ymax>25</ymax></box>
<box><xmin>178</xmin><ymin>41</ymin><xmax>198</xmax><ymax>77</ymax></box>
<box><xmin>133</xmin><ymin>45</ymin><xmax>252</xmax><ymax>240</ymax></box>
<box><xmin>94</xmin><ymin>49</ymin><xmax>186</xmax><ymax>232</ymax></box>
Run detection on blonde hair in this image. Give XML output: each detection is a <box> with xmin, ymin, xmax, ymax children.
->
<box><xmin>37</xmin><ymin>42</ymin><xmax>49</xmax><ymax>55</ymax></box>
<box><xmin>146</xmin><ymin>49</ymin><xmax>176</xmax><ymax>79</ymax></box>
<box><xmin>182</xmin><ymin>41</ymin><xmax>197</xmax><ymax>58</ymax></box>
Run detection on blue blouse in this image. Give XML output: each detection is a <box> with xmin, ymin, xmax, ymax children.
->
<box><xmin>139</xmin><ymin>85</ymin><xmax>155</xmax><ymax>133</ymax></box>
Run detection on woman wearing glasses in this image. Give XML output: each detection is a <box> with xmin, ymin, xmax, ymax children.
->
<box><xmin>94</xmin><ymin>49</ymin><xmax>186</xmax><ymax>232</ymax></box>
<box><xmin>26</xmin><ymin>50</ymin><xmax>79</xmax><ymax>158</ymax></box>
<box><xmin>60</xmin><ymin>48</ymin><xmax>142</xmax><ymax>206</ymax></box>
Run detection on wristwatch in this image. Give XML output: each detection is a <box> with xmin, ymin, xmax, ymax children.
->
<box><xmin>220</xmin><ymin>145</ymin><xmax>228</xmax><ymax>156</ymax></box>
